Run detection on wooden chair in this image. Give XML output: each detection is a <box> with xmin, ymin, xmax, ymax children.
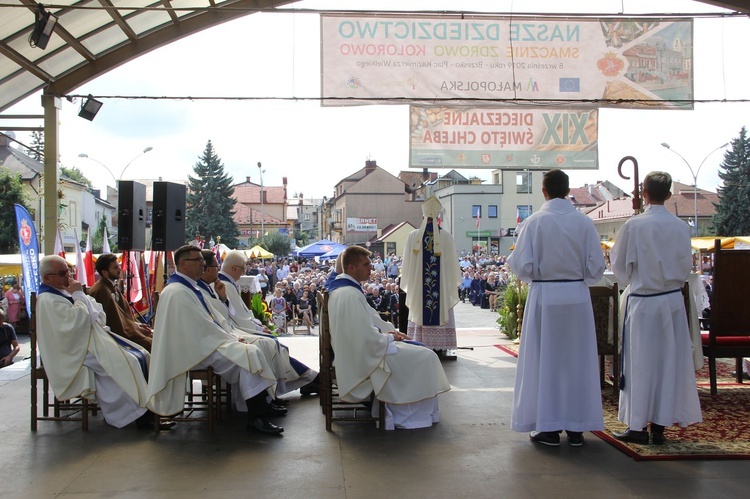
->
<box><xmin>318</xmin><ymin>291</ymin><xmax>386</xmax><ymax>431</ymax></box>
<box><xmin>155</xmin><ymin>367</ymin><xmax>220</xmax><ymax>431</ymax></box>
<box><xmin>30</xmin><ymin>293</ymin><xmax>95</xmax><ymax>431</ymax></box>
<box><xmin>701</xmin><ymin>239</ymin><xmax>750</xmax><ymax>395</ymax></box>
<box><xmin>589</xmin><ymin>284</ymin><xmax>619</xmax><ymax>396</ymax></box>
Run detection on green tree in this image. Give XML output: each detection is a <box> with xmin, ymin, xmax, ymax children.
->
<box><xmin>712</xmin><ymin>127</ymin><xmax>750</xmax><ymax>236</ymax></box>
<box><xmin>92</xmin><ymin>215</ymin><xmax>117</xmax><ymax>253</ymax></box>
<box><xmin>26</xmin><ymin>130</ymin><xmax>44</xmax><ymax>161</ymax></box>
<box><xmin>185</xmin><ymin>140</ymin><xmax>240</xmax><ymax>248</ymax></box>
<box><xmin>264</xmin><ymin>231</ymin><xmax>291</xmax><ymax>258</ymax></box>
<box><xmin>0</xmin><ymin>168</ymin><xmax>30</xmax><ymax>253</ymax></box>
<box><xmin>294</xmin><ymin>229</ymin><xmax>310</xmax><ymax>248</ymax></box>
<box><xmin>61</xmin><ymin>165</ymin><xmax>93</xmax><ymax>188</ymax></box>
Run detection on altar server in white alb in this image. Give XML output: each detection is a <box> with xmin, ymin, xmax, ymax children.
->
<box><xmin>507</xmin><ymin>169</ymin><xmax>606</xmax><ymax>447</ymax></box>
<box><xmin>328</xmin><ymin>245</ymin><xmax>451</xmax><ymax>430</ymax></box>
<box><xmin>147</xmin><ymin>245</ymin><xmax>283</xmax><ymax>435</ymax></box>
<box><xmin>611</xmin><ymin>171</ymin><xmax>702</xmax><ymax>446</ymax></box>
<box><xmin>36</xmin><ymin>255</ymin><xmax>151</xmax><ymax>428</ymax></box>
<box><xmin>401</xmin><ymin>196</ymin><xmax>462</xmax><ymax>355</ymax></box>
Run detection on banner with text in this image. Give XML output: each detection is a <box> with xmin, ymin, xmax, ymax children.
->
<box><xmin>410</xmin><ymin>106</ymin><xmax>598</xmax><ymax>168</ymax></box>
<box><xmin>321</xmin><ymin>15</ymin><xmax>693</xmax><ymax>109</ymax></box>
<box><xmin>347</xmin><ymin>218</ymin><xmax>378</xmax><ymax>232</ymax></box>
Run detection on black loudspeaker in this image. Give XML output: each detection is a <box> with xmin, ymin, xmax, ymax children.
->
<box><xmin>118</xmin><ymin>181</ymin><xmax>147</xmax><ymax>251</ymax></box>
<box><xmin>152</xmin><ymin>182</ymin><xmax>186</xmax><ymax>251</ymax></box>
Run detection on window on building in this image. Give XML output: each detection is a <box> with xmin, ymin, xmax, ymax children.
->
<box><xmin>472</xmin><ymin>205</ymin><xmax>481</xmax><ymax>218</ymax></box>
<box><xmin>516</xmin><ymin>205</ymin><xmax>532</xmax><ymax>223</ymax></box>
<box><xmin>304</xmin><ymin>213</ymin><xmax>310</xmax><ymax>221</ymax></box>
<box><xmin>488</xmin><ymin>205</ymin><xmax>498</xmax><ymax>218</ymax></box>
<box><xmin>516</xmin><ymin>171</ymin><xmax>532</xmax><ymax>193</ymax></box>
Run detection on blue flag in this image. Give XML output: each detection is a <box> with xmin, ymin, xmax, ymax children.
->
<box><xmin>13</xmin><ymin>204</ymin><xmax>40</xmax><ymax>316</ymax></box>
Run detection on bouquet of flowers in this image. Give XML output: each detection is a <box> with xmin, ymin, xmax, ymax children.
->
<box><xmin>251</xmin><ymin>293</ymin><xmax>278</xmax><ymax>336</ymax></box>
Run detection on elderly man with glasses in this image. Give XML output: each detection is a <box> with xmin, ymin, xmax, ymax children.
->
<box><xmin>147</xmin><ymin>245</ymin><xmax>283</xmax><ymax>435</ymax></box>
<box><xmin>36</xmin><ymin>255</ymin><xmax>155</xmax><ymax>429</ymax></box>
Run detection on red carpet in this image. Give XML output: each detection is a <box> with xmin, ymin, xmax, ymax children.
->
<box><xmin>494</xmin><ymin>344</ymin><xmax>750</xmax><ymax>460</ymax></box>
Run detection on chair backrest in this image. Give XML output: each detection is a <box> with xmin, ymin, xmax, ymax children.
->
<box><xmin>711</xmin><ymin>238</ymin><xmax>750</xmax><ymax>338</ymax></box>
<box><xmin>30</xmin><ymin>292</ymin><xmax>40</xmax><ymax>370</ymax></box>
<box><xmin>589</xmin><ymin>284</ymin><xmax>618</xmax><ymax>354</ymax></box>
<box><xmin>318</xmin><ymin>291</ymin><xmax>333</xmax><ymax>365</ymax></box>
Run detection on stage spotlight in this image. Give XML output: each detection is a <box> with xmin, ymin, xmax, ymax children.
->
<box><xmin>78</xmin><ymin>95</ymin><xmax>103</xmax><ymax>121</ymax></box>
<box><xmin>29</xmin><ymin>4</ymin><xmax>57</xmax><ymax>50</ymax></box>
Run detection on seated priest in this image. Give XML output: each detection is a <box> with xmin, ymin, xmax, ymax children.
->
<box><xmin>36</xmin><ymin>255</ymin><xmax>154</xmax><ymax>429</ymax></box>
<box><xmin>147</xmin><ymin>245</ymin><xmax>284</xmax><ymax>435</ymax></box>
<box><xmin>88</xmin><ymin>253</ymin><xmax>153</xmax><ymax>352</ymax></box>
<box><xmin>197</xmin><ymin>249</ymin><xmax>313</xmax><ymax>397</ymax></box>
<box><xmin>328</xmin><ymin>246</ymin><xmax>451</xmax><ymax>430</ymax></box>
<box><xmin>218</xmin><ymin>250</ymin><xmax>319</xmax><ymax>395</ymax></box>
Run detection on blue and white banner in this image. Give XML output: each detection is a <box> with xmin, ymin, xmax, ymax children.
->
<box><xmin>13</xmin><ymin>204</ymin><xmax>40</xmax><ymax>316</ymax></box>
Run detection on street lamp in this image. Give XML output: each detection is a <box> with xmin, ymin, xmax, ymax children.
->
<box><xmin>78</xmin><ymin>146</ymin><xmax>153</xmax><ymax>188</ymax></box>
<box><xmin>660</xmin><ymin>142</ymin><xmax>729</xmax><ymax>236</ymax></box>
<box><xmin>257</xmin><ymin>161</ymin><xmax>265</xmax><ymax>243</ymax></box>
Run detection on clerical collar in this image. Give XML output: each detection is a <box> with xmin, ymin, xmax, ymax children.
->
<box><xmin>197</xmin><ymin>279</ymin><xmax>217</xmax><ymax>299</ymax></box>
<box><xmin>218</xmin><ymin>271</ymin><xmax>235</xmax><ymax>285</ymax></box>
<box><xmin>173</xmin><ymin>271</ymin><xmax>199</xmax><ymax>287</ymax></box>
<box><xmin>38</xmin><ymin>283</ymin><xmax>74</xmax><ymax>303</ymax></box>
<box><xmin>327</xmin><ymin>273</ymin><xmax>363</xmax><ymax>293</ymax></box>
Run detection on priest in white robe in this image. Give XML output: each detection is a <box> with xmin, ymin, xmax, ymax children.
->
<box><xmin>219</xmin><ymin>251</ymin><xmax>319</xmax><ymax>394</ymax></box>
<box><xmin>148</xmin><ymin>245</ymin><xmax>283</xmax><ymax>435</ymax></box>
<box><xmin>36</xmin><ymin>255</ymin><xmax>151</xmax><ymax>428</ymax></box>
<box><xmin>611</xmin><ymin>171</ymin><xmax>702</xmax><ymax>445</ymax></box>
<box><xmin>401</xmin><ymin>196</ymin><xmax>462</xmax><ymax>354</ymax></box>
<box><xmin>198</xmin><ymin>249</ymin><xmax>314</xmax><ymax>396</ymax></box>
<box><xmin>507</xmin><ymin>169</ymin><xmax>605</xmax><ymax>447</ymax></box>
<box><xmin>329</xmin><ymin>246</ymin><xmax>451</xmax><ymax>430</ymax></box>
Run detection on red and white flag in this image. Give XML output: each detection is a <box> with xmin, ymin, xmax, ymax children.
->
<box><xmin>516</xmin><ymin>208</ymin><xmax>522</xmax><ymax>225</ymax></box>
<box><xmin>54</xmin><ymin>227</ymin><xmax>65</xmax><ymax>259</ymax></box>
<box><xmin>73</xmin><ymin>228</ymin><xmax>88</xmax><ymax>286</ymax></box>
<box><xmin>102</xmin><ymin>226</ymin><xmax>111</xmax><ymax>254</ymax></box>
<box><xmin>122</xmin><ymin>250</ymin><xmax>143</xmax><ymax>304</ymax></box>
<box><xmin>84</xmin><ymin>231</ymin><xmax>95</xmax><ymax>285</ymax></box>
<box><xmin>475</xmin><ymin>212</ymin><xmax>480</xmax><ymax>229</ymax></box>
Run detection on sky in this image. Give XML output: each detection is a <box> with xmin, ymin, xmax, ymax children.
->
<box><xmin>6</xmin><ymin>0</ymin><xmax>750</xmax><ymax>200</ymax></box>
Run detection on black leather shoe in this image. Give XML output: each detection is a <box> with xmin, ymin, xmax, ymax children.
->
<box><xmin>247</xmin><ymin>417</ymin><xmax>284</xmax><ymax>435</ymax></box>
<box><xmin>267</xmin><ymin>403</ymin><xmax>288</xmax><ymax>417</ymax></box>
<box><xmin>651</xmin><ymin>432</ymin><xmax>666</xmax><ymax>445</ymax></box>
<box><xmin>273</xmin><ymin>398</ymin><xmax>290</xmax><ymax>406</ymax></box>
<box><xmin>300</xmin><ymin>382</ymin><xmax>320</xmax><ymax>396</ymax></box>
<box><xmin>613</xmin><ymin>429</ymin><xmax>649</xmax><ymax>445</ymax></box>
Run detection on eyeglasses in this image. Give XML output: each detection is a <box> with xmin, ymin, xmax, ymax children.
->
<box><xmin>205</xmin><ymin>264</ymin><xmax>220</xmax><ymax>268</ymax></box>
<box><xmin>45</xmin><ymin>270</ymin><xmax>70</xmax><ymax>277</ymax></box>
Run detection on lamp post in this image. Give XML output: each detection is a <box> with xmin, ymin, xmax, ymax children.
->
<box><xmin>257</xmin><ymin>161</ymin><xmax>265</xmax><ymax>243</ymax></box>
<box><xmin>660</xmin><ymin>142</ymin><xmax>729</xmax><ymax>236</ymax></box>
<box><xmin>78</xmin><ymin>146</ymin><xmax>153</xmax><ymax>188</ymax></box>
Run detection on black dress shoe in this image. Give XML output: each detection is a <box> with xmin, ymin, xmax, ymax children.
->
<box><xmin>613</xmin><ymin>429</ymin><xmax>649</xmax><ymax>445</ymax></box>
<box><xmin>651</xmin><ymin>432</ymin><xmax>666</xmax><ymax>445</ymax></box>
<box><xmin>267</xmin><ymin>403</ymin><xmax>288</xmax><ymax>417</ymax></box>
<box><xmin>273</xmin><ymin>398</ymin><xmax>290</xmax><ymax>406</ymax></box>
<box><xmin>300</xmin><ymin>381</ymin><xmax>320</xmax><ymax>396</ymax></box>
<box><xmin>247</xmin><ymin>417</ymin><xmax>284</xmax><ymax>435</ymax></box>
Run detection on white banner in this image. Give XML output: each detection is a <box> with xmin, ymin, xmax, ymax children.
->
<box><xmin>410</xmin><ymin>106</ymin><xmax>598</xmax><ymax>169</ymax></box>
<box><xmin>347</xmin><ymin>217</ymin><xmax>378</xmax><ymax>232</ymax></box>
<box><xmin>321</xmin><ymin>15</ymin><xmax>693</xmax><ymax>109</ymax></box>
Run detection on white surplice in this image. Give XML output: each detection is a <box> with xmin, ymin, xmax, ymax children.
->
<box><xmin>36</xmin><ymin>290</ymin><xmax>150</xmax><ymax>428</ymax></box>
<box><xmin>611</xmin><ymin>204</ymin><xmax>702</xmax><ymax>429</ymax></box>
<box><xmin>148</xmin><ymin>273</ymin><xmax>276</xmax><ymax>416</ymax></box>
<box><xmin>199</xmin><ymin>282</ymin><xmax>312</xmax><ymax>394</ymax></box>
<box><xmin>329</xmin><ymin>274</ymin><xmax>451</xmax><ymax>430</ymax></box>
<box><xmin>507</xmin><ymin>197</ymin><xmax>606</xmax><ymax>433</ymax></box>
